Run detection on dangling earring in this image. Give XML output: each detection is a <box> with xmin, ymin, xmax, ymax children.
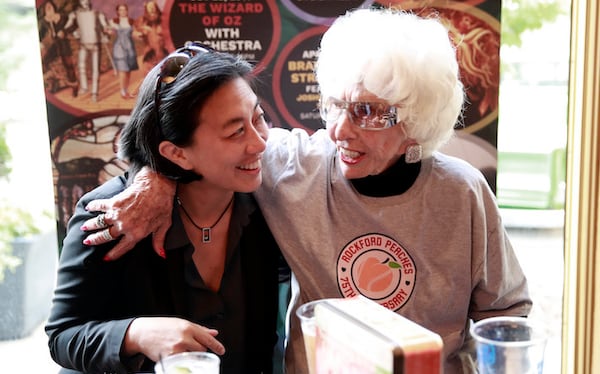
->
<box><xmin>405</xmin><ymin>144</ymin><xmax>422</xmax><ymax>164</ymax></box>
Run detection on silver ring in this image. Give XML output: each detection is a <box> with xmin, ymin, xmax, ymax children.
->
<box><xmin>100</xmin><ymin>229</ymin><xmax>114</xmax><ymax>242</ymax></box>
<box><xmin>96</xmin><ymin>214</ymin><xmax>106</xmax><ymax>228</ymax></box>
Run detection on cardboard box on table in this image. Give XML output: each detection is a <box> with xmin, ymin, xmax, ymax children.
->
<box><xmin>314</xmin><ymin>296</ymin><xmax>443</xmax><ymax>374</ymax></box>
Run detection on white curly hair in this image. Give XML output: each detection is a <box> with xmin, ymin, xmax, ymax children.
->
<box><xmin>316</xmin><ymin>7</ymin><xmax>465</xmax><ymax>157</ymax></box>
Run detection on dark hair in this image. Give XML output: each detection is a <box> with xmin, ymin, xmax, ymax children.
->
<box><xmin>115</xmin><ymin>3</ymin><xmax>127</xmax><ymax>13</ymax></box>
<box><xmin>118</xmin><ymin>50</ymin><xmax>255</xmax><ymax>183</ymax></box>
<box><xmin>43</xmin><ymin>0</ymin><xmax>57</xmax><ymax>13</ymax></box>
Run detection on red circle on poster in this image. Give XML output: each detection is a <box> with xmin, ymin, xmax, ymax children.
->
<box><xmin>272</xmin><ymin>26</ymin><xmax>328</xmax><ymax>133</ymax></box>
<box><xmin>162</xmin><ymin>0</ymin><xmax>281</xmax><ymax>74</ymax></box>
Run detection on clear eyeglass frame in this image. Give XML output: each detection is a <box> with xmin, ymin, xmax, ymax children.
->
<box><xmin>318</xmin><ymin>96</ymin><xmax>402</xmax><ymax>130</ymax></box>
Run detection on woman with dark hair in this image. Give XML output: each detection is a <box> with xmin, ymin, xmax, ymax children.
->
<box><xmin>46</xmin><ymin>43</ymin><xmax>285</xmax><ymax>374</ymax></box>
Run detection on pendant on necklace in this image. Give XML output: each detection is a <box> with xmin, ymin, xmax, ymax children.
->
<box><xmin>202</xmin><ymin>228</ymin><xmax>211</xmax><ymax>243</ymax></box>
<box><xmin>176</xmin><ymin>195</ymin><xmax>234</xmax><ymax>245</ymax></box>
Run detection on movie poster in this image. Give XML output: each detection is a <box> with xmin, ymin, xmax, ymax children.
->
<box><xmin>36</xmin><ymin>0</ymin><xmax>501</xmax><ymax>248</ymax></box>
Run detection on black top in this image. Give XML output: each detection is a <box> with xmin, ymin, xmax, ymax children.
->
<box><xmin>46</xmin><ymin>176</ymin><xmax>284</xmax><ymax>374</ymax></box>
<box><xmin>351</xmin><ymin>155</ymin><xmax>421</xmax><ymax>197</ymax></box>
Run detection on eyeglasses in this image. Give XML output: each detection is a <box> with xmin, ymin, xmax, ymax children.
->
<box><xmin>155</xmin><ymin>41</ymin><xmax>214</xmax><ymax>130</ymax></box>
<box><xmin>319</xmin><ymin>96</ymin><xmax>401</xmax><ymax>130</ymax></box>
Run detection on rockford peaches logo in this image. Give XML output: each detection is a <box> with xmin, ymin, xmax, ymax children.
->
<box><xmin>336</xmin><ymin>233</ymin><xmax>416</xmax><ymax>311</ymax></box>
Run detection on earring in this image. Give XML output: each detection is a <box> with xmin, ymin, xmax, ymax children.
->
<box><xmin>405</xmin><ymin>144</ymin><xmax>422</xmax><ymax>164</ymax></box>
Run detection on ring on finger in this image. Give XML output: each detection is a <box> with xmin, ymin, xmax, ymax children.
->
<box><xmin>96</xmin><ymin>214</ymin><xmax>106</xmax><ymax>228</ymax></box>
<box><xmin>100</xmin><ymin>229</ymin><xmax>114</xmax><ymax>242</ymax></box>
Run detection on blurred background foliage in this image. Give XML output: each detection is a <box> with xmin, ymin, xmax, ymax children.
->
<box><xmin>0</xmin><ymin>1</ymin><xmax>35</xmax><ymax>180</ymax></box>
<box><xmin>501</xmin><ymin>0</ymin><xmax>566</xmax><ymax>47</ymax></box>
<box><xmin>0</xmin><ymin>0</ymin><xmax>40</xmax><ymax>281</ymax></box>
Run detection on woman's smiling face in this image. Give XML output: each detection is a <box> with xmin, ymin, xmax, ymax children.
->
<box><xmin>160</xmin><ymin>77</ymin><xmax>268</xmax><ymax>193</ymax></box>
<box><xmin>326</xmin><ymin>86</ymin><xmax>411</xmax><ymax>180</ymax></box>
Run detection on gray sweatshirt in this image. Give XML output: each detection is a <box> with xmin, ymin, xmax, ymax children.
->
<box><xmin>255</xmin><ymin>128</ymin><xmax>532</xmax><ymax>374</ymax></box>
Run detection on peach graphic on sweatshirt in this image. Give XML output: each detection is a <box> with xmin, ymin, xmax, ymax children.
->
<box><xmin>356</xmin><ymin>255</ymin><xmax>401</xmax><ymax>293</ymax></box>
<box><xmin>337</xmin><ymin>233</ymin><xmax>416</xmax><ymax>310</ymax></box>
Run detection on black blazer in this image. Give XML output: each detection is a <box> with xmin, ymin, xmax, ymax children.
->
<box><xmin>46</xmin><ymin>176</ymin><xmax>283</xmax><ymax>373</ymax></box>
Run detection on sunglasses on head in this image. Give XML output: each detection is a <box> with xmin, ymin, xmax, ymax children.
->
<box><xmin>155</xmin><ymin>41</ymin><xmax>215</xmax><ymax>130</ymax></box>
<box><xmin>319</xmin><ymin>96</ymin><xmax>402</xmax><ymax>130</ymax></box>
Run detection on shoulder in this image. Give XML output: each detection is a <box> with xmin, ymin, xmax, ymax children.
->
<box><xmin>424</xmin><ymin>152</ymin><xmax>497</xmax><ymax>202</ymax></box>
<box><xmin>77</xmin><ymin>176</ymin><xmax>128</xmax><ymax>206</ymax></box>
<box><xmin>235</xmin><ymin>192</ymin><xmax>268</xmax><ymax>231</ymax></box>
<box><xmin>59</xmin><ymin>177</ymin><xmax>128</xmax><ymax>271</ymax></box>
<box><xmin>266</xmin><ymin>127</ymin><xmax>333</xmax><ymax>159</ymax></box>
<box><xmin>65</xmin><ymin>176</ymin><xmax>127</xmax><ymax>231</ymax></box>
<box><xmin>416</xmin><ymin>154</ymin><xmax>504</xmax><ymax>231</ymax></box>
<box><xmin>431</xmin><ymin>152</ymin><xmax>489</xmax><ymax>184</ymax></box>
<box><xmin>235</xmin><ymin>193</ymin><xmax>272</xmax><ymax>233</ymax></box>
<box><xmin>262</xmin><ymin>128</ymin><xmax>333</xmax><ymax>185</ymax></box>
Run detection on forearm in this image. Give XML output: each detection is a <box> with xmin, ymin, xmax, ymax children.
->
<box><xmin>47</xmin><ymin>319</ymin><xmax>134</xmax><ymax>373</ymax></box>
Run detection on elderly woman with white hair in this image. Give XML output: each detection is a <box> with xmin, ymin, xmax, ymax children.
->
<box><xmin>81</xmin><ymin>7</ymin><xmax>532</xmax><ymax>373</ymax></box>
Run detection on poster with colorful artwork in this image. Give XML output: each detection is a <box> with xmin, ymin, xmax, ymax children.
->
<box><xmin>36</xmin><ymin>0</ymin><xmax>501</xmax><ymax>247</ymax></box>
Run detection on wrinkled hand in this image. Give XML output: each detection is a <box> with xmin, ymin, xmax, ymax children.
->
<box><xmin>123</xmin><ymin>317</ymin><xmax>226</xmax><ymax>363</ymax></box>
<box><xmin>81</xmin><ymin>167</ymin><xmax>176</xmax><ymax>260</ymax></box>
